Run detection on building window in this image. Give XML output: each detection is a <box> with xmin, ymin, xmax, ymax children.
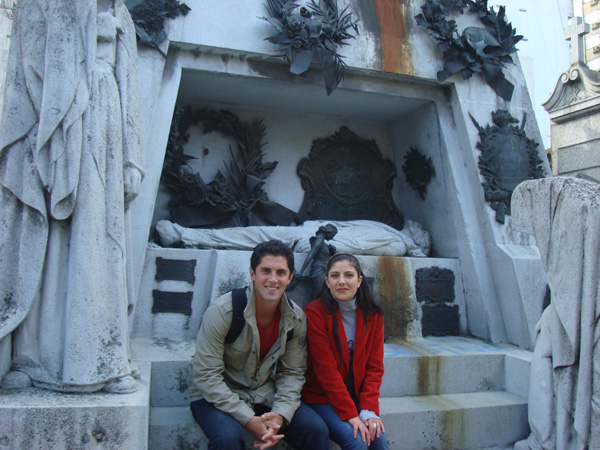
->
<box><xmin>588</xmin><ymin>57</ymin><xmax>600</xmax><ymax>70</ymax></box>
<box><xmin>586</xmin><ymin>10</ymin><xmax>600</xmax><ymax>24</ymax></box>
<box><xmin>586</xmin><ymin>33</ymin><xmax>600</xmax><ymax>49</ymax></box>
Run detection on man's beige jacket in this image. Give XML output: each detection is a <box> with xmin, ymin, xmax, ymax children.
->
<box><xmin>190</xmin><ymin>285</ymin><xmax>307</xmax><ymax>425</ymax></box>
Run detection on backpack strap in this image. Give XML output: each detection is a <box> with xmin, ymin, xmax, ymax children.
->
<box><xmin>224</xmin><ymin>288</ymin><xmax>248</xmax><ymax>344</ymax></box>
<box><xmin>285</xmin><ymin>297</ymin><xmax>294</xmax><ymax>342</ymax></box>
<box><xmin>224</xmin><ymin>287</ymin><xmax>295</xmax><ymax>343</ymax></box>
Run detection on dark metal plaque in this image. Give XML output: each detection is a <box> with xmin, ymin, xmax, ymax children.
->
<box><xmin>415</xmin><ymin>267</ymin><xmax>455</xmax><ymax>304</ymax></box>
<box><xmin>296</xmin><ymin>126</ymin><xmax>404</xmax><ymax>230</ymax></box>
<box><xmin>155</xmin><ymin>257</ymin><xmax>196</xmax><ymax>283</ymax></box>
<box><xmin>152</xmin><ymin>290</ymin><xmax>193</xmax><ymax>315</ymax></box>
<box><xmin>421</xmin><ymin>305</ymin><xmax>460</xmax><ymax>336</ymax></box>
<box><xmin>471</xmin><ymin>110</ymin><xmax>544</xmax><ymax>224</ymax></box>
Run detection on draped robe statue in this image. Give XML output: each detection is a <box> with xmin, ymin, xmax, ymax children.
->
<box><xmin>0</xmin><ymin>0</ymin><xmax>144</xmax><ymax>393</ymax></box>
<box><xmin>512</xmin><ymin>177</ymin><xmax>600</xmax><ymax>450</ymax></box>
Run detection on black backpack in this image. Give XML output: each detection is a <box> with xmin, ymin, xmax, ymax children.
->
<box><xmin>224</xmin><ymin>287</ymin><xmax>294</xmax><ymax>344</ymax></box>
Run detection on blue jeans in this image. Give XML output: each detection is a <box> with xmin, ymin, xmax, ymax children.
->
<box><xmin>308</xmin><ymin>403</ymin><xmax>391</xmax><ymax>450</ymax></box>
<box><xmin>191</xmin><ymin>399</ymin><xmax>329</xmax><ymax>450</ymax></box>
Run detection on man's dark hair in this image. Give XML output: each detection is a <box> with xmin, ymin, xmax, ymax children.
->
<box><xmin>250</xmin><ymin>240</ymin><xmax>295</xmax><ymax>274</ymax></box>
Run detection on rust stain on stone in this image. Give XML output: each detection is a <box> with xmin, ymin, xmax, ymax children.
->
<box><xmin>373</xmin><ymin>0</ymin><xmax>414</xmax><ymax>76</ymax></box>
<box><xmin>376</xmin><ymin>257</ymin><xmax>417</xmax><ymax>339</ymax></box>
<box><xmin>440</xmin><ymin>408</ymin><xmax>466</xmax><ymax>449</ymax></box>
<box><xmin>416</xmin><ymin>355</ymin><xmax>441</xmax><ymax>396</ymax></box>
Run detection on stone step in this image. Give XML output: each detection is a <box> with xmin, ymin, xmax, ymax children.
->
<box><xmin>148</xmin><ymin>390</ymin><xmax>528</xmax><ymax>450</ymax></box>
<box><xmin>131</xmin><ymin>336</ymin><xmax>532</xmax><ymax>408</ymax></box>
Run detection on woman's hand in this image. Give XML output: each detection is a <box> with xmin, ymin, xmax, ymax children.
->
<box><xmin>348</xmin><ymin>416</ymin><xmax>370</xmax><ymax>444</ymax></box>
<box><xmin>364</xmin><ymin>417</ymin><xmax>385</xmax><ymax>441</ymax></box>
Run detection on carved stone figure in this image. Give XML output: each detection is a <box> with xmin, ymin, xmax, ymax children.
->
<box><xmin>0</xmin><ymin>0</ymin><xmax>144</xmax><ymax>393</ymax></box>
<box><xmin>155</xmin><ymin>219</ymin><xmax>430</xmax><ymax>257</ymax></box>
<box><xmin>512</xmin><ymin>177</ymin><xmax>600</xmax><ymax>450</ymax></box>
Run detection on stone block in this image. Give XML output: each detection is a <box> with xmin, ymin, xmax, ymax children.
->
<box><xmin>381</xmin><ymin>337</ymin><xmax>507</xmax><ymax>397</ymax></box>
<box><xmin>0</xmin><ymin>362</ymin><xmax>151</xmax><ymax>450</ymax></box>
<box><xmin>557</xmin><ymin>142</ymin><xmax>600</xmax><ymax>173</ymax></box>
<box><xmin>133</xmin><ymin>249</ymin><xmax>466</xmax><ymax>342</ymax></box>
<box><xmin>149</xmin><ymin>391</ymin><xmax>528</xmax><ymax>450</ymax></box>
<box><xmin>505</xmin><ymin>352</ymin><xmax>533</xmax><ymax>400</ymax></box>
<box><xmin>380</xmin><ymin>391</ymin><xmax>529</xmax><ymax>449</ymax></box>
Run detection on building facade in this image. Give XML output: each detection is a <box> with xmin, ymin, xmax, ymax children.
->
<box><xmin>579</xmin><ymin>0</ymin><xmax>600</xmax><ymax>69</ymax></box>
<box><xmin>492</xmin><ymin>0</ymin><xmax>572</xmax><ymax>149</ymax></box>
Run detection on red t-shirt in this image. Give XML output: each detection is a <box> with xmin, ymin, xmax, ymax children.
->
<box><xmin>258</xmin><ymin>309</ymin><xmax>281</xmax><ymax>361</ymax></box>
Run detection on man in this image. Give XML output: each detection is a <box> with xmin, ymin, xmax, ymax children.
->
<box><xmin>190</xmin><ymin>240</ymin><xmax>329</xmax><ymax>449</ymax></box>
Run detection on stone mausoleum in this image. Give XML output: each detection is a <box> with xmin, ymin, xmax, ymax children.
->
<box><xmin>2</xmin><ymin>0</ymin><xmax>574</xmax><ymax>449</ymax></box>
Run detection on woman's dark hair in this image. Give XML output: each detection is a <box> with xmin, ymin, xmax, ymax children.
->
<box><xmin>317</xmin><ymin>253</ymin><xmax>383</xmax><ymax>363</ymax></box>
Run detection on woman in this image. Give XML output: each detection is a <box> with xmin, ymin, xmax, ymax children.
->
<box><xmin>302</xmin><ymin>253</ymin><xmax>390</xmax><ymax>449</ymax></box>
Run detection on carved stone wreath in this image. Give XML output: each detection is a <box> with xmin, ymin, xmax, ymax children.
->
<box><xmin>470</xmin><ymin>110</ymin><xmax>545</xmax><ymax>224</ymax></box>
<box><xmin>262</xmin><ymin>0</ymin><xmax>359</xmax><ymax>95</ymax></box>
<box><xmin>161</xmin><ymin>106</ymin><xmax>295</xmax><ymax>228</ymax></box>
<box><xmin>415</xmin><ymin>0</ymin><xmax>522</xmax><ymax>101</ymax></box>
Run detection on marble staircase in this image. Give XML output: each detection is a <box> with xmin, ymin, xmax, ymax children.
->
<box><xmin>131</xmin><ymin>335</ymin><xmax>532</xmax><ymax>450</ymax></box>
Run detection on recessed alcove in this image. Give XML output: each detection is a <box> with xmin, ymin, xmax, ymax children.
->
<box><xmin>152</xmin><ymin>58</ymin><xmax>460</xmax><ymax>260</ymax></box>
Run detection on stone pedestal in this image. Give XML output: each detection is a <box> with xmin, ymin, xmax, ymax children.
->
<box><xmin>543</xmin><ymin>64</ymin><xmax>600</xmax><ymax>180</ymax></box>
<box><xmin>131</xmin><ymin>247</ymin><xmax>467</xmax><ymax>342</ymax></box>
<box><xmin>0</xmin><ymin>362</ymin><xmax>151</xmax><ymax>449</ymax></box>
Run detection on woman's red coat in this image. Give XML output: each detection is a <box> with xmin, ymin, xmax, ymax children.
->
<box><xmin>301</xmin><ymin>298</ymin><xmax>385</xmax><ymax>421</ymax></box>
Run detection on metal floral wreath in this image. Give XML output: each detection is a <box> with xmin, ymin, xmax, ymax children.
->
<box><xmin>262</xmin><ymin>0</ymin><xmax>359</xmax><ymax>95</ymax></box>
<box><xmin>415</xmin><ymin>0</ymin><xmax>522</xmax><ymax>101</ymax></box>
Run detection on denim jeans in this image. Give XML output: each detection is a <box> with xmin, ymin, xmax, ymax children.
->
<box><xmin>190</xmin><ymin>399</ymin><xmax>330</xmax><ymax>450</ymax></box>
<box><xmin>308</xmin><ymin>403</ymin><xmax>391</xmax><ymax>450</ymax></box>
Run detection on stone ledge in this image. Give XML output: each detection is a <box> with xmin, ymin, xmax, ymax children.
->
<box><xmin>0</xmin><ymin>362</ymin><xmax>151</xmax><ymax>450</ymax></box>
<box><xmin>132</xmin><ymin>336</ymin><xmax>532</xmax><ymax>407</ymax></box>
<box><xmin>149</xmin><ymin>389</ymin><xmax>527</xmax><ymax>450</ymax></box>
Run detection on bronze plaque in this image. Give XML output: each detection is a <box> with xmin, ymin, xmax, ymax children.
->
<box><xmin>152</xmin><ymin>290</ymin><xmax>193</xmax><ymax>315</ymax></box>
<box><xmin>155</xmin><ymin>257</ymin><xmax>196</xmax><ymax>283</ymax></box>
<box><xmin>421</xmin><ymin>305</ymin><xmax>460</xmax><ymax>336</ymax></box>
<box><xmin>415</xmin><ymin>267</ymin><xmax>455</xmax><ymax>304</ymax></box>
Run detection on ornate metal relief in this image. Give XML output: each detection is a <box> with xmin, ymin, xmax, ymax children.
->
<box><xmin>421</xmin><ymin>305</ymin><xmax>460</xmax><ymax>336</ymax></box>
<box><xmin>415</xmin><ymin>0</ymin><xmax>522</xmax><ymax>101</ymax></box>
<box><xmin>126</xmin><ymin>0</ymin><xmax>190</xmax><ymax>56</ymax></box>
<box><xmin>416</xmin><ymin>267</ymin><xmax>455</xmax><ymax>304</ymax></box>
<box><xmin>262</xmin><ymin>0</ymin><xmax>359</xmax><ymax>95</ymax></box>
<box><xmin>296</xmin><ymin>126</ymin><xmax>404</xmax><ymax>230</ymax></box>
<box><xmin>155</xmin><ymin>258</ymin><xmax>196</xmax><ymax>283</ymax></box>
<box><xmin>402</xmin><ymin>147</ymin><xmax>436</xmax><ymax>200</ymax></box>
<box><xmin>161</xmin><ymin>106</ymin><xmax>295</xmax><ymax>228</ymax></box>
<box><xmin>470</xmin><ymin>110</ymin><xmax>544</xmax><ymax>224</ymax></box>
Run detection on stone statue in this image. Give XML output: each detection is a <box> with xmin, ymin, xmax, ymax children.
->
<box><xmin>0</xmin><ymin>0</ymin><xmax>144</xmax><ymax>393</ymax></box>
<box><xmin>512</xmin><ymin>177</ymin><xmax>600</xmax><ymax>450</ymax></box>
<box><xmin>155</xmin><ymin>219</ymin><xmax>430</xmax><ymax>257</ymax></box>
<box><xmin>293</xmin><ymin>223</ymin><xmax>338</xmax><ymax>299</ymax></box>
